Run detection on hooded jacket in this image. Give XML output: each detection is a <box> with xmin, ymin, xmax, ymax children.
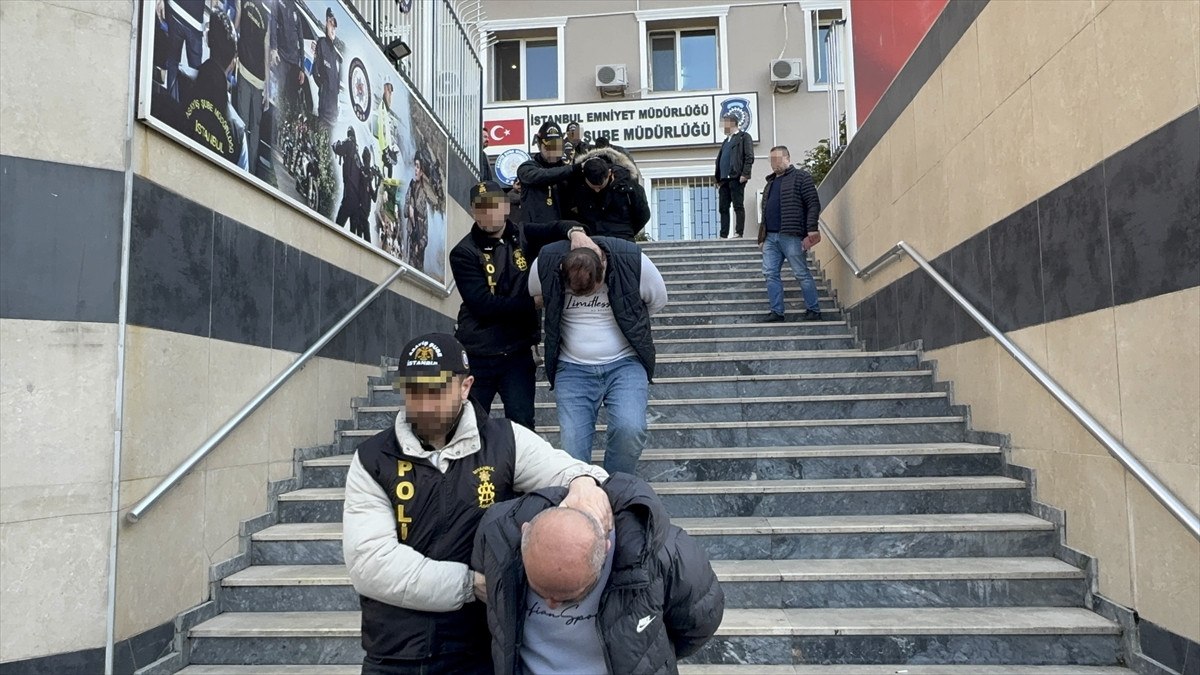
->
<box><xmin>471</xmin><ymin>473</ymin><xmax>725</xmax><ymax>675</ymax></box>
<box><xmin>342</xmin><ymin>401</ymin><xmax>608</xmax><ymax>663</ymax></box>
<box><xmin>568</xmin><ymin>147</ymin><xmax>651</xmax><ymax>241</ymax></box>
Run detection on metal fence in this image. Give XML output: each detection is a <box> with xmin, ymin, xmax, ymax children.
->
<box><xmin>347</xmin><ymin>0</ymin><xmax>482</xmax><ymax>176</ymax></box>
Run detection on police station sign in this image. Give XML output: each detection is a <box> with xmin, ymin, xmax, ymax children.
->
<box><xmin>484</xmin><ymin>93</ymin><xmax>759</xmax><ymax>154</ymax></box>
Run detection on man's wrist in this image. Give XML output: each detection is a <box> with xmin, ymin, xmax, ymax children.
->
<box><xmin>566</xmin><ymin>225</ymin><xmax>586</xmax><ymax>237</ymax></box>
<box><xmin>570</xmin><ymin>474</ymin><xmax>603</xmax><ymax>488</ymax></box>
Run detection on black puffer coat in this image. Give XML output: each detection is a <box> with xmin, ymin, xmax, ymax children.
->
<box><xmin>568</xmin><ymin>147</ymin><xmax>651</xmax><ymax>241</ymax></box>
<box><xmin>471</xmin><ymin>473</ymin><xmax>725</xmax><ymax>675</ymax></box>
<box><xmin>759</xmin><ymin>165</ymin><xmax>821</xmax><ymax>238</ymax></box>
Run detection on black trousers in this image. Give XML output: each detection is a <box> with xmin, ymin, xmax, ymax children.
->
<box><xmin>718</xmin><ymin>179</ymin><xmax>746</xmax><ymax>237</ymax></box>
<box><xmin>467</xmin><ymin>349</ymin><xmax>537</xmax><ymax>430</ymax></box>
<box><xmin>361</xmin><ymin>652</ymin><xmax>492</xmax><ymax>675</ymax></box>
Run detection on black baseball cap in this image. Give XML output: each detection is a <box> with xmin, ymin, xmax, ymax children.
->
<box><xmin>396</xmin><ymin>333</ymin><xmax>470</xmax><ymax>385</ymax></box>
<box><xmin>538</xmin><ymin>121</ymin><xmax>564</xmax><ymax>141</ymax></box>
<box><xmin>721</xmin><ymin>111</ymin><xmax>739</xmax><ymax>121</ymax></box>
<box><xmin>325</xmin><ymin>7</ymin><xmax>337</xmax><ymax>26</ymax></box>
<box><xmin>471</xmin><ymin>180</ymin><xmax>506</xmax><ymax>206</ymax></box>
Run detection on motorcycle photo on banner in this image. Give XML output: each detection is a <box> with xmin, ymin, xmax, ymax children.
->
<box><xmin>138</xmin><ymin>0</ymin><xmax>449</xmax><ymax>283</ymax></box>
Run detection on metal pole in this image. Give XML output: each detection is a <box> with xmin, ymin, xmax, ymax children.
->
<box><xmin>126</xmin><ymin>266</ymin><xmax>407</xmax><ymax>523</ymax></box>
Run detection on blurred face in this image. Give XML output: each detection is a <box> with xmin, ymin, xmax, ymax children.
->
<box><xmin>566</xmin><ymin>125</ymin><xmax>581</xmax><ymax>143</ymax></box>
<box><xmin>585</xmin><ymin>172</ymin><xmax>611</xmax><ymax>193</ymax></box>
<box><xmin>325</xmin><ymin>17</ymin><xmax>336</xmax><ymax>39</ymax></box>
<box><xmin>403</xmin><ymin>375</ymin><xmax>473</xmax><ymax>442</ymax></box>
<box><xmin>722</xmin><ymin>118</ymin><xmax>736</xmax><ymax>134</ymax></box>
<box><xmin>473</xmin><ymin>196</ymin><xmax>509</xmax><ymax>236</ymax></box>
<box><xmin>540</xmin><ymin>136</ymin><xmax>563</xmax><ymax>160</ymax></box>
<box><xmin>769</xmin><ymin>149</ymin><xmax>790</xmax><ymax>174</ymax></box>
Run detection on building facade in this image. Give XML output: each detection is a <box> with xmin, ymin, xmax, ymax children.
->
<box><xmin>480</xmin><ymin>0</ymin><xmax>853</xmax><ymax>242</ymax></box>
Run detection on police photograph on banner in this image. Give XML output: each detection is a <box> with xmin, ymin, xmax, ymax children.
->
<box><xmin>137</xmin><ymin>0</ymin><xmax>450</xmax><ymax>284</ymax></box>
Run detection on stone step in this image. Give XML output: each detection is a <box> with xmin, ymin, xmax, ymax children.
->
<box><xmin>178</xmin><ymin>665</ymin><xmax>1135</xmax><ymax>674</ymax></box>
<box><xmin>275</xmin><ymin>475</ymin><xmax>1025</xmax><ymax>523</ymax></box>
<box><xmin>353</xmin><ymin>393</ymin><xmax>955</xmax><ymax>430</ymax></box>
<box><xmin>666</xmin><ymin>288</ymin><xmax>835</xmax><ymax>303</ymax></box>
<box><xmin>219</xmin><ymin>557</ymin><xmax>1084</xmax><ymax>612</ymax></box>
<box><xmin>185</xmin><ymin>608</ymin><xmax>1120</xmax><ymax>666</ymax></box>
<box><xmin>665</xmin><ymin>278</ymin><xmax>831</xmax><ymax>292</ymax></box>
<box><xmin>657</xmin><ymin>300</ymin><xmax>841</xmax><ymax>315</ymax></box>
<box><xmin>338</xmin><ymin>415</ymin><xmax>969</xmax><ymax>453</ymax></box>
<box><xmin>249</xmin><ymin>513</ymin><xmax>1059</xmax><ymax>566</ymax></box>
<box><xmin>301</xmin><ymin>443</ymin><xmax>1002</xmax><ymax>489</ymax></box>
<box><xmin>387</xmin><ymin>350</ymin><xmax>922</xmax><ymax>379</ymax></box>
<box><xmin>652</xmin><ymin>320</ymin><xmax>849</xmax><ymax>335</ymax></box>
<box><xmin>657</xmin><ymin>264</ymin><xmax>820</xmax><ymax>277</ymax></box>
<box><xmin>647</xmin><ymin>250</ymin><xmax>779</xmax><ymax>262</ymax></box>
<box><xmin>640</xmin><ymin>239</ymin><xmax>762</xmax><ymax>252</ymax></box>
<box><xmin>655</xmin><ymin>335</ymin><xmax>858</xmax><ymax>353</ymax></box>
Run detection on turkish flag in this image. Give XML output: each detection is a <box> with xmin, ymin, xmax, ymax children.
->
<box><xmin>485</xmin><ymin>119</ymin><xmax>525</xmax><ymax>147</ymax></box>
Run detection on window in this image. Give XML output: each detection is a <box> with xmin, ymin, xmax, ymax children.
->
<box><xmin>650</xmin><ymin>177</ymin><xmax>720</xmax><ymax>241</ymax></box>
<box><xmin>647</xmin><ymin>28</ymin><xmax>719</xmax><ymax>92</ymax></box>
<box><xmin>492</xmin><ymin>38</ymin><xmax>559</xmax><ymax>102</ymax></box>
<box><xmin>806</xmin><ymin>7</ymin><xmax>846</xmax><ymax>90</ymax></box>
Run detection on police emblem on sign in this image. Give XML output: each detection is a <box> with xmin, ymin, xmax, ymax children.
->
<box><xmin>349</xmin><ymin>58</ymin><xmax>372</xmax><ymax>122</ymax></box>
<box><xmin>720</xmin><ymin>97</ymin><xmax>753</xmax><ymax>133</ymax></box>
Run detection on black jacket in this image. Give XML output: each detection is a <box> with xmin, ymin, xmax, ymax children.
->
<box><xmin>472</xmin><ymin>473</ymin><xmax>725</xmax><ymax>675</ymax></box>
<box><xmin>713</xmin><ymin>130</ymin><xmax>754</xmax><ymax>181</ymax></box>
<box><xmin>759</xmin><ymin>166</ymin><xmax>821</xmax><ymax>239</ymax></box>
<box><xmin>569</xmin><ymin>148</ymin><xmax>651</xmax><ymax>241</ymax></box>
<box><xmin>449</xmin><ymin>219</ymin><xmax>577</xmax><ymax>357</ymax></box>
<box><xmin>537</xmin><ymin>237</ymin><xmax>655</xmax><ymax>388</ymax></box>
<box><xmin>517</xmin><ymin>152</ymin><xmax>576</xmax><ymax>224</ymax></box>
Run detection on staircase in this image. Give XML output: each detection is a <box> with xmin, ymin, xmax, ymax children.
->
<box><xmin>170</xmin><ymin>238</ymin><xmax>1133</xmax><ymax>674</ymax></box>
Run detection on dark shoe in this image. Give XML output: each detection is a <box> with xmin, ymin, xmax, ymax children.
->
<box><xmin>762</xmin><ymin>312</ymin><xmax>786</xmax><ymax>323</ymax></box>
<box><xmin>803</xmin><ymin>310</ymin><xmax>822</xmax><ymax>321</ymax></box>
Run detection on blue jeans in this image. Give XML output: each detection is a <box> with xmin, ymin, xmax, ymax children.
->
<box><xmin>762</xmin><ymin>232</ymin><xmax>820</xmax><ymax>315</ymax></box>
<box><xmin>555</xmin><ymin>357</ymin><xmax>649</xmax><ymax>475</ymax></box>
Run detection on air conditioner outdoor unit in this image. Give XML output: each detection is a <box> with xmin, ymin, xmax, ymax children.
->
<box><xmin>595</xmin><ymin>64</ymin><xmax>628</xmax><ymax>89</ymax></box>
<box><xmin>770</xmin><ymin>58</ymin><xmax>804</xmax><ymax>84</ymax></box>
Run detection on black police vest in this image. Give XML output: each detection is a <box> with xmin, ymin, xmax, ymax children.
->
<box><xmin>353</xmin><ymin>405</ymin><xmax>517</xmax><ymax>661</ymax></box>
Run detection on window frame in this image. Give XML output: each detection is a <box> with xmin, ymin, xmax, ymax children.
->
<box><xmin>801</xmin><ymin>1</ymin><xmax>848</xmax><ymax>93</ymax></box>
<box><xmin>481</xmin><ymin>17</ymin><xmax>567</xmax><ymax>106</ymax></box>
<box><xmin>641</xmin><ymin>165</ymin><xmax>720</xmax><ymax>241</ymax></box>
<box><xmin>636</xmin><ymin>6</ymin><xmax>729</xmax><ymax>99</ymax></box>
<box><xmin>646</xmin><ymin>27</ymin><xmax>721</xmax><ymax>94</ymax></box>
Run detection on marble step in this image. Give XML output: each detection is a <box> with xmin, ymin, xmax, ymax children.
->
<box><xmin>171</xmin><ymin>658</ymin><xmax>1132</xmax><ymax>667</ymax></box>
<box><xmin>369</xmin><ymin>370</ymin><xmax>938</xmax><ymax>406</ymax></box>
<box><xmin>249</xmin><ymin>513</ymin><xmax>1059</xmax><ymax>566</ymax></box>
<box><xmin>652</xmin><ymin>320</ymin><xmax>850</xmax><ymax>335</ymax></box>
<box><xmin>184</xmin><ymin>608</ymin><xmax>1120</xmax><ymax>666</ymax></box>
<box><xmin>666</xmin><ymin>288</ymin><xmax>836</xmax><ymax>304</ymax></box>
<box><xmin>301</xmin><ymin>443</ymin><xmax>1003</xmax><ymax>489</ymax></box>
<box><xmin>275</xmin><ymin>475</ymin><xmax>1026</xmax><ymax>523</ymax></box>
<box><xmin>665</xmin><ymin>278</ymin><xmax>832</xmax><ymax>292</ymax></box>
<box><xmin>647</xmin><ymin>250</ymin><xmax>785</xmax><ymax>263</ymax></box>
<box><xmin>657</xmin><ymin>265</ymin><xmax>823</xmax><ymax>278</ymax></box>
<box><xmin>389</xmin><ymin>349</ymin><xmax>925</xmax><ymax>379</ymax></box>
<box><xmin>655</xmin><ymin>334</ymin><xmax>858</xmax><ymax>353</ymax></box>
<box><xmin>218</xmin><ymin>557</ymin><xmax>1085</xmax><ymax>612</ymax></box>
<box><xmin>338</xmin><ymin>415</ymin><xmax>969</xmax><ymax>453</ymax></box>
<box><xmin>657</xmin><ymin>300</ymin><xmax>842</xmax><ymax>316</ymax></box>
<box><xmin>640</xmin><ymin>239</ymin><xmax>763</xmax><ymax>252</ymax></box>
<box><xmin>352</xmin><ymin>393</ymin><xmax>956</xmax><ymax>430</ymax></box>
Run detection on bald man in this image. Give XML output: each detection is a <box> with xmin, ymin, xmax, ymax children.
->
<box><xmin>472</xmin><ymin>473</ymin><xmax>724</xmax><ymax>675</ymax></box>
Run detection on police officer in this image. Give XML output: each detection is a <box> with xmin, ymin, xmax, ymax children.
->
<box><xmin>517</xmin><ymin>121</ymin><xmax>579</xmax><ymax>225</ymax></box>
<box><xmin>450</xmin><ymin>181</ymin><xmax>597</xmax><ymax>429</ymax></box>
<box><xmin>343</xmin><ymin>333</ymin><xmax>612</xmax><ymax>675</ymax></box>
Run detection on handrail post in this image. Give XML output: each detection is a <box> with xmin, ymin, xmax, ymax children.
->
<box><xmin>126</xmin><ymin>265</ymin><xmax>407</xmax><ymax>523</ymax></box>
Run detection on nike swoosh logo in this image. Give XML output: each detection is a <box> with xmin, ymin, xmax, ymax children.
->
<box><xmin>636</xmin><ymin>615</ymin><xmax>655</xmax><ymax>633</ymax></box>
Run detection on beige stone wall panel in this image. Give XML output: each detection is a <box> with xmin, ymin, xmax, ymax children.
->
<box><xmin>0</xmin><ymin>512</ymin><xmax>111</xmax><ymax>661</ymax></box>
<box><xmin>939</xmin><ymin>24</ymin><xmax>983</xmax><ymax>147</ymax></box>
<box><xmin>1029</xmin><ymin>22</ymin><xmax>1103</xmax><ymax>200</ymax></box>
<box><xmin>889</xmin><ymin>108</ymin><xmax>918</xmax><ymax>207</ymax></box>
<box><xmin>975</xmin><ymin>0</ymin><xmax>1033</xmax><ymax>113</ymax></box>
<box><xmin>0</xmin><ymin>1</ymin><xmax>132</xmax><ymax>171</ymax></box>
<box><xmin>1044</xmin><ymin>308</ymin><xmax>1125</xmax><ymax>451</ymax></box>
<box><xmin>1095</xmin><ymin>0</ymin><xmax>1200</xmax><ymax>159</ymax></box>
<box><xmin>1025</xmin><ymin>0</ymin><xmax>1095</xmax><ymax>75</ymax></box>
<box><xmin>943</xmin><ymin>126</ymin><xmax>987</xmax><ymax>253</ymax></box>
<box><xmin>1126</xmin><ymin>471</ymin><xmax>1200</xmax><ymax>642</ymax></box>
<box><xmin>982</xmin><ymin>82</ymin><xmax>1036</xmax><ymax>229</ymax></box>
<box><xmin>912</xmin><ymin>69</ymin><xmax>947</xmax><ymax>181</ymax></box>
<box><xmin>203</xmin><ymin>340</ymin><xmax>273</xmax><ymax>471</ymax></box>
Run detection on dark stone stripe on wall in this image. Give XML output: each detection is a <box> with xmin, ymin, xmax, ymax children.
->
<box><xmin>124</xmin><ymin>175</ymin><xmax>454</xmax><ymax>364</ymax></box>
<box><xmin>0</xmin><ymin>155</ymin><xmax>124</xmax><ymax>323</ymax></box>
<box><xmin>847</xmin><ymin>108</ymin><xmax>1200</xmax><ymax>353</ymax></box>
<box><xmin>0</xmin><ymin>620</ymin><xmax>172</xmax><ymax>675</ymax></box>
<box><xmin>818</xmin><ymin>0</ymin><xmax>989</xmax><ymax>206</ymax></box>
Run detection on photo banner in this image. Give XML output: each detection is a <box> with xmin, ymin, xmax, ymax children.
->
<box><xmin>138</xmin><ymin>0</ymin><xmax>449</xmax><ymax>283</ymax></box>
<box><xmin>484</xmin><ymin>92</ymin><xmax>760</xmax><ymax>155</ymax></box>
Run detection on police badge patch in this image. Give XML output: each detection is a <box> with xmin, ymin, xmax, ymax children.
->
<box><xmin>349</xmin><ymin>58</ymin><xmax>372</xmax><ymax>122</ymax></box>
<box><xmin>719</xmin><ymin>97</ymin><xmax>753</xmax><ymax>133</ymax></box>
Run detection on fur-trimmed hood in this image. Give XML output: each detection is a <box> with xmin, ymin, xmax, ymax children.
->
<box><xmin>575</xmin><ymin>146</ymin><xmax>640</xmax><ymax>181</ymax></box>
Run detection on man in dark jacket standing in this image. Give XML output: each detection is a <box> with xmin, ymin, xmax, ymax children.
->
<box><xmin>757</xmin><ymin>145</ymin><xmax>823</xmax><ymax>322</ymax></box>
<box><xmin>714</xmin><ymin>112</ymin><xmax>754</xmax><ymax>239</ymax></box>
<box><xmin>450</xmin><ymin>181</ymin><xmax>598</xmax><ymax>429</ymax></box>
<box><xmin>570</xmin><ymin>148</ymin><xmax>651</xmax><ymax>241</ymax></box>
<box><xmin>518</xmin><ymin>121</ymin><xmax>579</xmax><ymax>225</ymax></box>
<box><xmin>528</xmin><ymin>238</ymin><xmax>667</xmax><ymax>473</ymax></box>
<box><xmin>311</xmin><ymin>8</ymin><xmax>342</xmax><ymax>128</ymax></box>
<box><xmin>472</xmin><ymin>472</ymin><xmax>724</xmax><ymax>675</ymax></box>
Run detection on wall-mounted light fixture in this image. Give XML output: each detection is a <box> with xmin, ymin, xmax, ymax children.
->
<box><xmin>385</xmin><ymin>38</ymin><xmax>412</xmax><ymax>63</ymax></box>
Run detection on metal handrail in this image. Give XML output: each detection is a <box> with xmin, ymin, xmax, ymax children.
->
<box><xmin>818</xmin><ymin>221</ymin><xmax>1200</xmax><ymax>541</ymax></box>
<box><xmin>126</xmin><ymin>265</ymin><xmax>410</xmax><ymax>523</ymax></box>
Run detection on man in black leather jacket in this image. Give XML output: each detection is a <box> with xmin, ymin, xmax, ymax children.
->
<box><xmin>517</xmin><ymin>121</ymin><xmax>580</xmax><ymax>225</ymax></box>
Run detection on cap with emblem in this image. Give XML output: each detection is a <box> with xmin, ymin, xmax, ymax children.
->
<box><xmin>471</xmin><ymin>180</ymin><xmax>506</xmax><ymax>206</ymax></box>
<box><xmin>396</xmin><ymin>333</ymin><xmax>470</xmax><ymax>385</ymax></box>
<box><xmin>537</xmin><ymin>121</ymin><xmax>564</xmax><ymax>142</ymax></box>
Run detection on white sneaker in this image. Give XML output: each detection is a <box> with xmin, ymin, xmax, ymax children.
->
<box><xmin>730</xmin><ymin>233</ymin><xmax>743</xmax><ymax>239</ymax></box>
